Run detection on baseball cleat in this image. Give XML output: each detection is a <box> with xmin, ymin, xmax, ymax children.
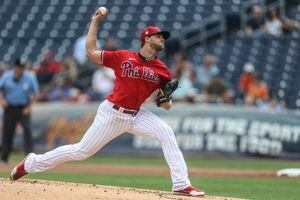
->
<box><xmin>10</xmin><ymin>153</ymin><xmax>32</xmax><ymax>181</ymax></box>
<box><xmin>174</xmin><ymin>185</ymin><xmax>205</xmax><ymax>197</ymax></box>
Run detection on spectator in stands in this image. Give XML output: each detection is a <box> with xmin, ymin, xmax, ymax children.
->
<box><xmin>258</xmin><ymin>92</ymin><xmax>285</xmax><ymax>112</ymax></box>
<box><xmin>34</xmin><ymin>60</ymin><xmax>54</xmax><ymax>102</ymax></box>
<box><xmin>73</xmin><ymin>34</ymin><xmax>100</xmax><ymax>67</ymax></box>
<box><xmin>89</xmin><ymin>37</ymin><xmax>119</xmax><ymax>100</ymax></box>
<box><xmin>245</xmin><ymin>5</ymin><xmax>267</xmax><ymax>37</ymax></box>
<box><xmin>35</xmin><ymin>51</ymin><xmax>60</xmax><ymax>84</ymax></box>
<box><xmin>281</xmin><ymin>17</ymin><xmax>300</xmax><ymax>34</ymax></box>
<box><xmin>266</xmin><ymin>8</ymin><xmax>283</xmax><ymax>37</ymax></box>
<box><xmin>265</xmin><ymin>8</ymin><xmax>300</xmax><ymax>36</ymax></box>
<box><xmin>269</xmin><ymin>96</ymin><xmax>285</xmax><ymax>112</ymax></box>
<box><xmin>245</xmin><ymin>75</ymin><xmax>269</xmax><ymax>105</ymax></box>
<box><xmin>34</xmin><ymin>60</ymin><xmax>54</xmax><ymax>86</ymax></box>
<box><xmin>91</xmin><ymin>67</ymin><xmax>115</xmax><ymax>100</ymax></box>
<box><xmin>104</xmin><ymin>37</ymin><xmax>118</xmax><ymax>51</ymax></box>
<box><xmin>239</xmin><ymin>63</ymin><xmax>256</xmax><ymax>97</ymax></box>
<box><xmin>34</xmin><ymin>51</ymin><xmax>61</xmax><ymax>102</ymax></box>
<box><xmin>53</xmin><ymin>57</ymin><xmax>78</xmax><ymax>87</ymax></box>
<box><xmin>48</xmin><ymin>57</ymin><xmax>90</xmax><ymax>103</ymax></box>
<box><xmin>47</xmin><ymin>76</ymin><xmax>81</xmax><ymax>102</ymax></box>
<box><xmin>204</xmin><ymin>67</ymin><xmax>232</xmax><ymax>103</ymax></box>
<box><xmin>171</xmin><ymin>53</ymin><xmax>197</xmax><ymax>102</ymax></box>
<box><xmin>42</xmin><ymin>50</ymin><xmax>60</xmax><ymax>74</ymax></box>
<box><xmin>73</xmin><ymin>35</ymin><xmax>88</xmax><ymax>66</ymax></box>
<box><xmin>195</xmin><ymin>53</ymin><xmax>219</xmax><ymax>92</ymax></box>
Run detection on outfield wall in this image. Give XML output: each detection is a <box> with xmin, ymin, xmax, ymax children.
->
<box><xmin>1</xmin><ymin>102</ymin><xmax>300</xmax><ymax>159</ymax></box>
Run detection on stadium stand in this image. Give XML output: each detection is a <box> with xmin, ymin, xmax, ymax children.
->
<box><xmin>194</xmin><ymin>34</ymin><xmax>300</xmax><ymax>109</ymax></box>
<box><xmin>0</xmin><ymin>0</ymin><xmax>299</xmax><ymax>109</ymax></box>
<box><xmin>0</xmin><ymin>0</ymin><xmax>244</xmax><ymax>64</ymax></box>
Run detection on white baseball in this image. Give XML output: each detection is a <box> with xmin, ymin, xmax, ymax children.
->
<box><xmin>98</xmin><ymin>7</ymin><xmax>108</xmax><ymax>15</ymax></box>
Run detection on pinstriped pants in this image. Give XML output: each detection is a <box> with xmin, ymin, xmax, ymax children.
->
<box><xmin>25</xmin><ymin>100</ymin><xmax>191</xmax><ymax>191</ymax></box>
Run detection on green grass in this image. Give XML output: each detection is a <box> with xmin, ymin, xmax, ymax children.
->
<box><xmin>4</xmin><ymin>154</ymin><xmax>300</xmax><ymax>199</ymax></box>
<box><xmin>9</xmin><ymin>154</ymin><xmax>300</xmax><ymax>171</ymax></box>
<box><xmin>1</xmin><ymin>172</ymin><xmax>299</xmax><ymax>200</ymax></box>
<box><xmin>84</xmin><ymin>155</ymin><xmax>299</xmax><ymax>170</ymax></box>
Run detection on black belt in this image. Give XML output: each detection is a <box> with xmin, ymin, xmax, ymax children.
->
<box><xmin>112</xmin><ymin>105</ymin><xmax>139</xmax><ymax>116</ymax></box>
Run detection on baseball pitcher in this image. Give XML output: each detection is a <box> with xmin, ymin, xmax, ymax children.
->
<box><xmin>10</xmin><ymin>7</ymin><xmax>205</xmax><ymax>197</ymax></box>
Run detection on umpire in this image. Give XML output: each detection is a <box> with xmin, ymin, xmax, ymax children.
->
<box><xmin>0</xmin><ymin>58</ymin><xmax>39</xmax><ymax>163</ymax></box>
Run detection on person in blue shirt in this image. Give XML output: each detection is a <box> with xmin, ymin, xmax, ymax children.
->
<box><xmin>0</xmin><ymin>58</ymin><xmax>39</xmax><ymax>164</ymax></box>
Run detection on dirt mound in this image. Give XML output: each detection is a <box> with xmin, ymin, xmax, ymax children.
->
<box><xmin>0</xmin><ymin>179</ymin><xmax>242</xmax><ymax>200</ymax></box>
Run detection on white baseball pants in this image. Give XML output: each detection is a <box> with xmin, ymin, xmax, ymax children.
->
<box><xmin>25</xmin><ymin>100</ymin><xmax>191</xmax><ymax>191</ymax></box>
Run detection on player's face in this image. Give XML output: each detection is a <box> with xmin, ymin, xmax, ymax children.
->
<box><xmin>149</xmin><ymin>34</ymin><xmax>165</xmax><ymax>51</ymax></box>
<box><xmin>14</xmin><ymin>67</ymin><xmax>24</xmax><ymax>80</ymax></box>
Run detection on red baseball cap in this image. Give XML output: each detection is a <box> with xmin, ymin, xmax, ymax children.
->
<box><xmin>140</xmin><ymin>26</ymin><xmax>170</xmax><ymax>46</ymax></box>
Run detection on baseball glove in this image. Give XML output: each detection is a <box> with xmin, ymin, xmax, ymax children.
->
<box><xmin>156</xmin><ymin>79</ymin><xmax>179</xmax><ymax>107</ymax></box>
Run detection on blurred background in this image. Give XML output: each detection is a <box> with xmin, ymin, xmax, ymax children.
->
<box><xmin>0</xmin><ymin>0</ymin><xmax>300</xmax><ymax>160</ymax></box>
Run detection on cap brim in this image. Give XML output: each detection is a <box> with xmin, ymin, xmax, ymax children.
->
<box><xmin>14</xmin><ymin>59</ymin><xmax>26</xmax><ymax>68</ymax></box>
<box><xmin>151</xmin><ymin>31</ymin><xmax>170</xmax><ymax>40</ymax></box>
<box><xmin>161</xmin><ymin>31</ymin><xmax>170</xmax><ymax>40</ymax></box>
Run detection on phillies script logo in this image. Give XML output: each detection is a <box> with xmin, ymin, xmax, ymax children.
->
<box><xmin>121</xmin><ymin>61</ymin><xmax>160</xmax><ymax>83</ymax></box>
<box><xmin>121</xmin><ymin>61</ymin><xmax>139</xmax><ymax>78</ymax></box>
<box><xmin>141</xmin><ymin>67</ymin><xmax>159</xmax><ymax>83</ymax></box>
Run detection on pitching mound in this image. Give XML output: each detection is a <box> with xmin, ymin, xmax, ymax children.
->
<box><xmin>0</xmin><ymin>178</ymin><xmax>241</xmax><ymax>200</ymax></box>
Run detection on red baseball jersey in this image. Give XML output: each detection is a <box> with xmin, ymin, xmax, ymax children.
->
<box><xmin>100</xmin><ymin>50</ymin><xmax>171</xmax><ymax>110</ymax></box>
